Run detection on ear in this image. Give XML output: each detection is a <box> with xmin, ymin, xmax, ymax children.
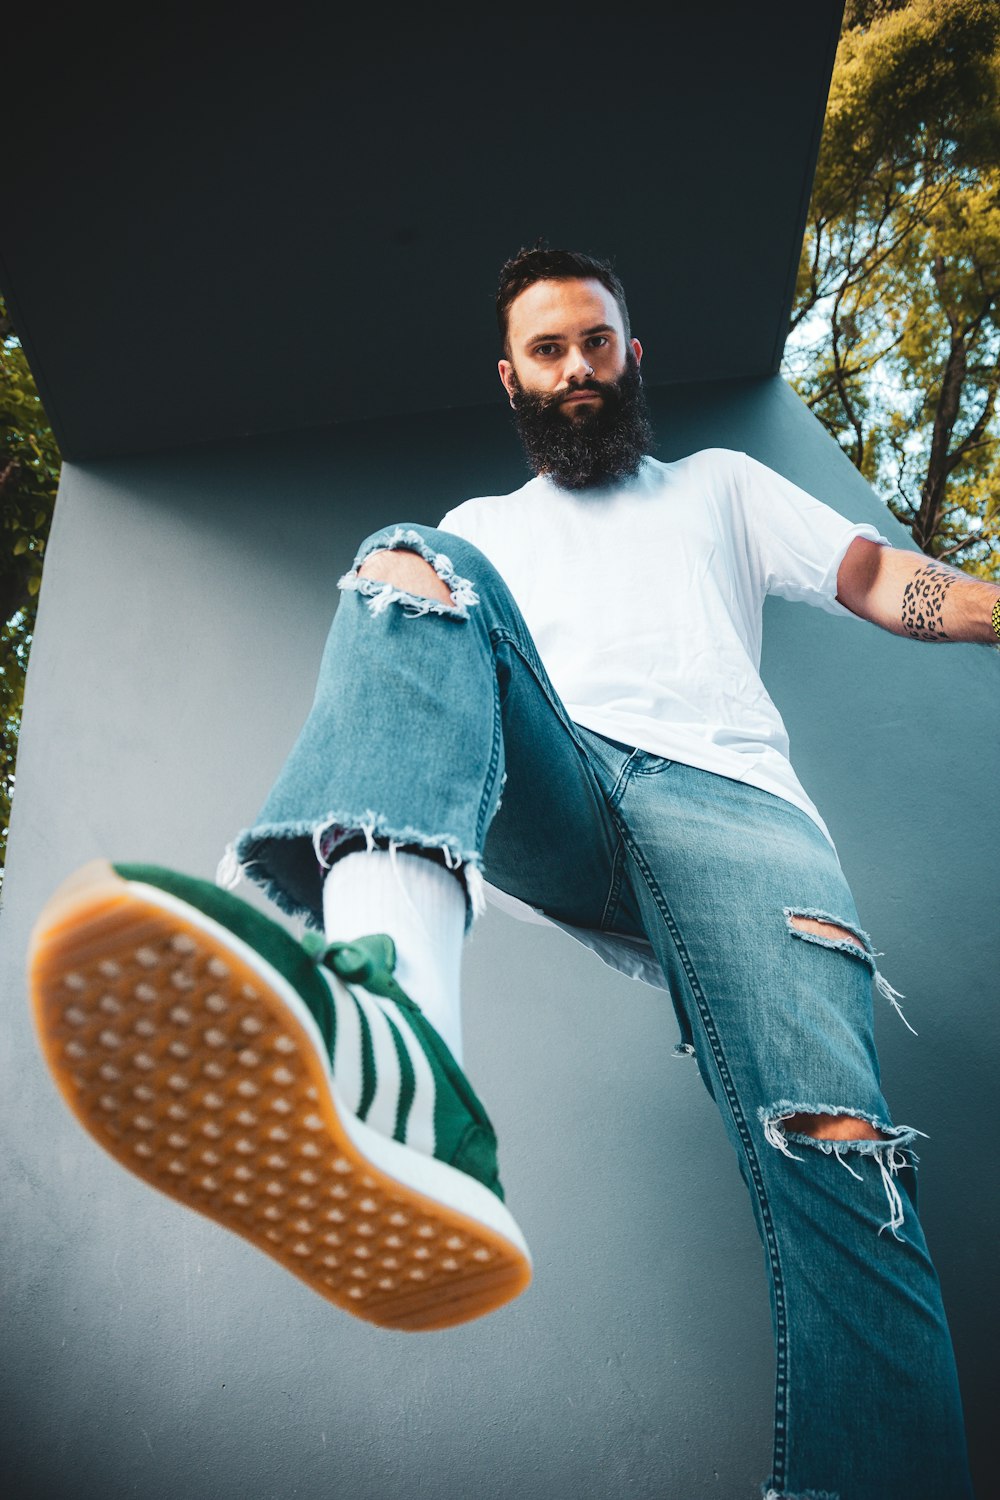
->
<box><xmin>630</xmin><ymin>337</ymin><xmax>643</xmax><ymax>366</ymax></box>
<box><xmin>498</xmin><ymin>358</ymin><xmax>518</xmax><ymax>401</ymax></box>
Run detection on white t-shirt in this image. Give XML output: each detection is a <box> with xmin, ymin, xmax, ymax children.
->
<box><xmin>440</xmin><ymin>449</ymin><xmax>889</xmax><ymax>986</ymax></box>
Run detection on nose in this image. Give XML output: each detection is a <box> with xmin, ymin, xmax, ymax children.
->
<box><xmin>563</xmin><ymin>345</ymin><xmax>595</xmax><ymax>385</ymax></box>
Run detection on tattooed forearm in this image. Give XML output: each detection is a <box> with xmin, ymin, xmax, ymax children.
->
<box><xmin>900</xmin><ymin>562</ymin><xmax>956</xmax><ymax>641</ymax></box>
<box><xmin>840</xmin><ymin>539</ymin><xmax>1000</xmax><ymax>643</ymax></box>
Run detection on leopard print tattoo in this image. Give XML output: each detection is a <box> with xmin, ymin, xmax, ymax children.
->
<box><xmin>901</xmin><ymin>562</ymin><xmax>955</xmax><ymax>641</ymax></box>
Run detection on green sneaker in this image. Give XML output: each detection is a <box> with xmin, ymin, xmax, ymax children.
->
<box><xmin>28</xmin><ymin>859</ymin><xmax>531</xmax><ymax>1331</ymax></box>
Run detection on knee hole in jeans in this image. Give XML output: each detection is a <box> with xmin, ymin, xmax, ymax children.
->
<box><xmin>358</xmin><ymin>549</ymin><xmax>455</xmax><ymax>606</ymax></box>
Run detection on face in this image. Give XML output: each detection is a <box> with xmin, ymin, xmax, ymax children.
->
<box><xmin>497</xmin><ymin>275</ymin><xmax>652</xmax><ymax>489</ymax></box>
<box><xmin>498</xmin><ymin>277</ymin><xmax>643</xmax><ymax>418</ymax></box>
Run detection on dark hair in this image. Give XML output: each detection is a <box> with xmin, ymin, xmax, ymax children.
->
<box><xmin>496</xmin><ymin>245</ymin><xmax>631</xmax><ymax>356</ymax></box>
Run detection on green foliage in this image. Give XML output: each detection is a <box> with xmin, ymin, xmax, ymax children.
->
<box><xmin>784</xmin><ymin>0</ymin><xmax>1000</xmax><ymax>576</ymax></box>
<box><xmin>1</xmin><ymin>295</ymin><xmax>62</xmax><ymax>893</ymax></box>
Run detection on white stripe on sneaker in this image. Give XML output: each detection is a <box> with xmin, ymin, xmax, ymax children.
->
<box><xmin>329</xmin><ymin>982</ymin><xmax>365</xmax><ymax>1115</ymax></box>
<box><xmin>382</xmin><ymin>999</ymin><xmax>438</xmax><ymax>1157</ymax></box>
<box><xmin>351</xmin><ymin>986</ymin><xmax>403</xmax><ymax>1139</ymax></box>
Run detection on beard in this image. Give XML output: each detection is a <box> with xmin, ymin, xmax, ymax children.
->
<box><xmin>508</xmin><ymin>351</ymin><xmax>654</xmax><ymax>490</ymax></box>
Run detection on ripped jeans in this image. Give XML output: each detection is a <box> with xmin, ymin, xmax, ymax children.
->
<box><xmin>231</xmin><ymin>524</ymin><xmax>972</xmax><ymax>1500</ymax></box>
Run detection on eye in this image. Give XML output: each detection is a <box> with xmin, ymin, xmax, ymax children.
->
<box><xmin>533</xmin><ymin>343</ymin><xmax>559</xmax><ymax>357</ymax></box>
<box><xmin>586</xmin><ymin>335</ymin><xmax>610</xmax><ymax>349</ymax></box>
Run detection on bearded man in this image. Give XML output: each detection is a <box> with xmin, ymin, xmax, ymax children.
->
<box><xmin>31</xmin><ymin>248</ymin><xmax>995</xmax><ymax>1499</ymax></box>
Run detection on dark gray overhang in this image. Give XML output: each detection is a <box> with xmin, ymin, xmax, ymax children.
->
<box><xmin>3</xmin><ymin>4</ymin><xmax>844</xmax><ymax>461</ymax></box>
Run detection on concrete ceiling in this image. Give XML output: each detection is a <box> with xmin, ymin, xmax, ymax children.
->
<box><xmin>3</xmin><ymin>4</ymin><xmax>844</xmax><ymax>461</ymax></box>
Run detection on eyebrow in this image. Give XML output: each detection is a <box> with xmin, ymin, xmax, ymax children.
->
<box><xmin>526</xmin><ymin>322</ymin><xmax>617</xmax><ymax>346</ymax></box>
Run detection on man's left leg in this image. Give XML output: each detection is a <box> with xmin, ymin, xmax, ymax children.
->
<box><xmin>587</xmin><ymin>746</ymin><xmax>971</xmax><ymax>1500</ymax></box>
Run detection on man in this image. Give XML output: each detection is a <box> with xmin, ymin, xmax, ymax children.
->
<box><xmin>30</xmin><ymin>248</ymin><xmax>994</xmax><ymax>1497</ymax></box>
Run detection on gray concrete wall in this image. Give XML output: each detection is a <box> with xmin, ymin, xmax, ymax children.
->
<box><xmin>2</xmin><ymin>377</ymin><xmax>996</xmax><ymax>1498</ymax></box>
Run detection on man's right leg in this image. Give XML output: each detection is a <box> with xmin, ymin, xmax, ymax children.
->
<box><xmin>29</xmin><ymin>522</ymin><xmax>623</xmax><ymax>1331</ymax></box>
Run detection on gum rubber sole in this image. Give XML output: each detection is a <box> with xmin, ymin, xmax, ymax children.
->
<box><xmin>28</xmin><ymin>861</ymin><xmax>532</xmax><ymax>1331</ymax></box>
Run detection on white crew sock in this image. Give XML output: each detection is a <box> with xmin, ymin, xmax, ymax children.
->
<box><xmin>322</xmin><ymin>848</ymin><xmax>466</xmax><ymax>1064</ymax></box>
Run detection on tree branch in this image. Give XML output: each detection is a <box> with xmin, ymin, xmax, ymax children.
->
<box><xmin>914</xmin><ymin>331</ymin><xmax>969</xmax><ymax>550</ymax></box>
<box><xmin>829</xmin><ymin>291</ymin><xmax>867</xmax><ymax>468</ymax></box>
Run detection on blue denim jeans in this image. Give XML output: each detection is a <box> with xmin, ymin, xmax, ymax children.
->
<box><xmin>233</xmin><ymin>524</ymin><xmax>972</xmax><ymax>1500</ymax></box>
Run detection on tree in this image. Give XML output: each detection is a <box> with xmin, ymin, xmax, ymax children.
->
<box><xmin>783</xmin><ymin>0</ymin><xmax>1000</xmax><ymax>576</ymax></box>
<box><xmin>1</xmin><ymin>297</ymin><xmax>62</xmax><ymax>894</ymax></box>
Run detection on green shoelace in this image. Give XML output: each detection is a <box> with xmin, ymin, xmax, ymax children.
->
<box><xmin>300</xmin><ymin>930</ymin><xmax>422</xmax><ymax>1014</ymax></box>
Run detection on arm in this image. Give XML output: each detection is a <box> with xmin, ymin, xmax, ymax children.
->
<box><xmin>836</xmin><ymin>537</ymin><xmax>1000</xmax><ymax>645</ymax></box>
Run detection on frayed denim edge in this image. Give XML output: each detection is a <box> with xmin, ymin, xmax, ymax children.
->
<box><xmin>219</xmin><ymin>814</ymin><xmax>485</xmax><ymax>933</ymax></box>
<box><xmin>759</xmin><ymin>1102</ymin><xmax>927</xmax><ymax>1239</ymax></box>
<box><xmin>338</xmin><ymin>526</ymin><xmax>480</xmax><ymax>620</ymax></box>
<box><xmin>763</xmin><ymin>1485</ymin><xmax>840</xmax><ymax>1500</ymax></box>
